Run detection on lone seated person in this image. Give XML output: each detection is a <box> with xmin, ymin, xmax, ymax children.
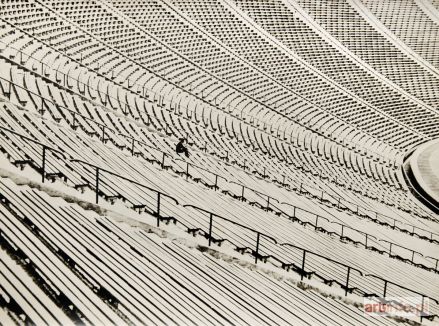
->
<box><xmin>176</xmin><ymin>138</ymin><xmax>189</xmax><ymax>157</ymax></box>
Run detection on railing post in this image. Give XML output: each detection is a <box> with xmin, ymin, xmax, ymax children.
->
<box><xmin>345</xmin><ymin>266</ymin><xmax>351</xmax><ymax>296</ymax></box>
<box><xmin>365</xmin><ymin>234</ymin><xmax>368</xmax><ymax>248</ymax></box>
<box><xmin>156</xmin><ymin>192</ymin><xmax>161</xmax><ymax>227</ymax></box>
<box><xmin>299</xmin><ymin>183</ymin><xmax>303</xmax><ymax>193</ymax></box>
<box><xmin>389</xmin><ymin>243</ymin><xmax>392</xmax><ymax>255</ymax></box>
<box><xmin>282</xmin><ymin>175</ymin><xmax>285</xmax><ymax>185</ymax></box>
<box><xmin>254</xmin><ymin>232</ymin><xmax>260</xmax><ymax>264</ymax></box>
<box><xmin>72</xmin><ymin>111</ymin><xmax>77</xmax><ymax>128</ymax></box>
<box><xmin>266</xmin><ymin>196</ymin><xmax>270</xmax><ymax>210</ymax></box>
<box><xmin>95</xmin><ymin>167</ymin><xmax>100</xmax><ymax>204</ymax></box>
<box><xmin>214</xmin><ymin>175</ymin><xmax>218</xmax><ymax>190</ymax></box>
<box><xmin>101</xmin><ymin>126</ymin><xmax>106</xmax><ymax>142</ymax></box>
<box><xmin>315</xmin><ymin>215</ymin><xmax>319</xmax><ymax>230</ymax></box>
<box><xmin>208</xmin><ymin>212</ymin><xmax>213</xmax><ymax>246</ymax></box>
<box><xmin>263</xmin><ymin>167</ymin><xmax>266</xmax><ymax>178</ymax></box>
<box><xmin>41</xmin><ymin>145</ymin><xmax>46</xmax><ymax>183</ymax></box>
<box><xmin>383</xmin><ymin>280</ymin><xmax>388</xmax><ymax>297</ymax></box>
<box><xmin>186</xmin><ymin>162</ymin><xmax>189</xmax><ymax>181</ymax></box>
<box><xmin>131</xmin><ymin>138</ymin><xmax>135</xmax><ymax>156</ymax></box>
<box><xmin>340</xmin><ymin>225</ymin><xmax>344</xmax><ymax>238</ymax></box>
<box><xmin>301</xmin><ymin>250</ymin><xmax>306</xmax><ymax>281</ymax></box>
<box><xmin>7</xmin><ymin>80</ymin><xmax>11</xmax><ymax>99</ymax></box>
<box><xmin>241</xmin><ymin>185</ymin><xmax>245</xmax><ymax>200</ymax></box>
<box><xmin>293</xmin><ymin>206</ymin><xmax>296</xmax><ymax>219</ymax></box>
<box><xmin>337</xmin><ymin>197</ymin><xmax>341</xmax><ymax>209</ymax></box>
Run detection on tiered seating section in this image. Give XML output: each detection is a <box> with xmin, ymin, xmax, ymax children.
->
<box><xmin>361</xmin><ymin>0</ymin><xmax>439</xmax><ymax>70</ymax></box>
<box><xmin>0</xmin><ymin>0</ymin><xmax>439</xmax><ymax>324</ymax></box>
<box><xmin>294</xmin><ymin>0</ymin><xmax>439</xmax><ymax>109</ymax></box>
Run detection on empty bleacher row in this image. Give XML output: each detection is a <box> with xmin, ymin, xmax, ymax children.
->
<box><xmin>2</xmin><ymin>176</ymin><xmax>421</xmax><ymax>325</ymax></box>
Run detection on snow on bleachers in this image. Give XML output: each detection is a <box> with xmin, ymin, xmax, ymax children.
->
<box><xmin>1</xmin><ymin>176</ymin><xmax>416</xmax><ymax>325</ymax></box>
<box><xmin>1</xmin><ymin>0</ymin><xmax>439</xmax><ymax>323</ymax></box>
<box><xmin>1</xmin><ymin>102</ymin><xmax>439</xmax><ymax>304</ymax></box>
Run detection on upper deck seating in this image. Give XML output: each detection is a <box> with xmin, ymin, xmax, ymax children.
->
<box><xmin>361</xmin><ymin>0</ymin><xmax>439</xmax><ymax>69</ymax></box>
<box><xmin>294</xmin><ymin>0</ymin><xmax>439</xmax><ymax>109</ymax></box>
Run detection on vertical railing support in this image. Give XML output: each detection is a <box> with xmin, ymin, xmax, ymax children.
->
<box><xmin>315</xmin><ymin>215</ymin><xmax>319</xmax><ymax>230</ymax></box>
<box><xmin>365</xmin><ymin>234</ymin><xmax>368</xmax><ymax>248</ymax></box>
<box><xmin>383</xmin><ymin>280</ymin><xmax>388</xmax><ymax>297</ymax></box>
<box><xmin>254</xmin><ymin>232</ymin><xmax>260</xmax><ymax>264</ymax></box>
<box><xmin>131</xmin><ymin>138</ymin><xmax>135</xmax><ymax>156</ymax></box>
<box><xmin>41</xmin><ymin>145</ymin><xmax>46</xmax><ymax>183</ymax></box>
<box><xmin>186</xmin><ymin>162</ymin><xmax>189</xmax><ymax>181</ymax></box>
<box><xmin>241</xmin><ymin>185</ymin><xmax>245</xmax><ymax>200</ymax></box>
<box><xmin>95</xmin><ymin>167</ymin><xmax>100</xmax><ymax>204</ymax></box>
<box><xmin>208</xmin><ymin>212</ymin><xmax>213</xmax><ymax>247</ymax></box>
<box><xmin>345</xmin><ymin>266</ymin><xmax>351</xmax><ymax>297</ymax></box>
<box><xmin>214</xmin><ymin>175</ymin><xmax>218</xmax><ymax>190</ymax></box>
<box><xmin>156</xmin><ymin>192</ymin><xmax>161</xmax><ymax>227</ymax></box>
<box><xmin>301</xmin><ymin>250</ymin><xmax>306</xmax><ymax>281</ymax></box>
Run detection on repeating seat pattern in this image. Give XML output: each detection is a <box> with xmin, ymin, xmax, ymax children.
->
<box><xmin>1</xmin><ymin>0</ymin><xmax>439</xmax><ymax>324</ymax></box>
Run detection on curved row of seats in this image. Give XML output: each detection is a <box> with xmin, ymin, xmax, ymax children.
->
<box><xmin>1</xmin><ymin>46</ymin><xmax>436</xmax><ymax>237</ymax></box>
<box><xmin>0</xmin><ymin>14</ymin><xmax>436</xmax><ymax>227</ymax></box>
<box><xmin>0</xmin><ymin>17</ymin><xmax>436</xmax><ymax>226</ymax></box>
<box><xmin>0</xmin><ymin>7</ymin><xmax>430</xmax><ymax>214</ymax></box>
<box><xmin>39</xmin><ymin>0</ymin><xmax>430</xmax><ymax>154</ymax></box>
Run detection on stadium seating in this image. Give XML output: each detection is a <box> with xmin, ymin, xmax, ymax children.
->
<box><xmin>361</xmin><ymin>0</ymin><xmax>439</xmax><ymax>69</ymax></box>
<box><xmin>1</xmin><ymin>0</ymin><xmax>439</xmax><ymax>324</ymax></box>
